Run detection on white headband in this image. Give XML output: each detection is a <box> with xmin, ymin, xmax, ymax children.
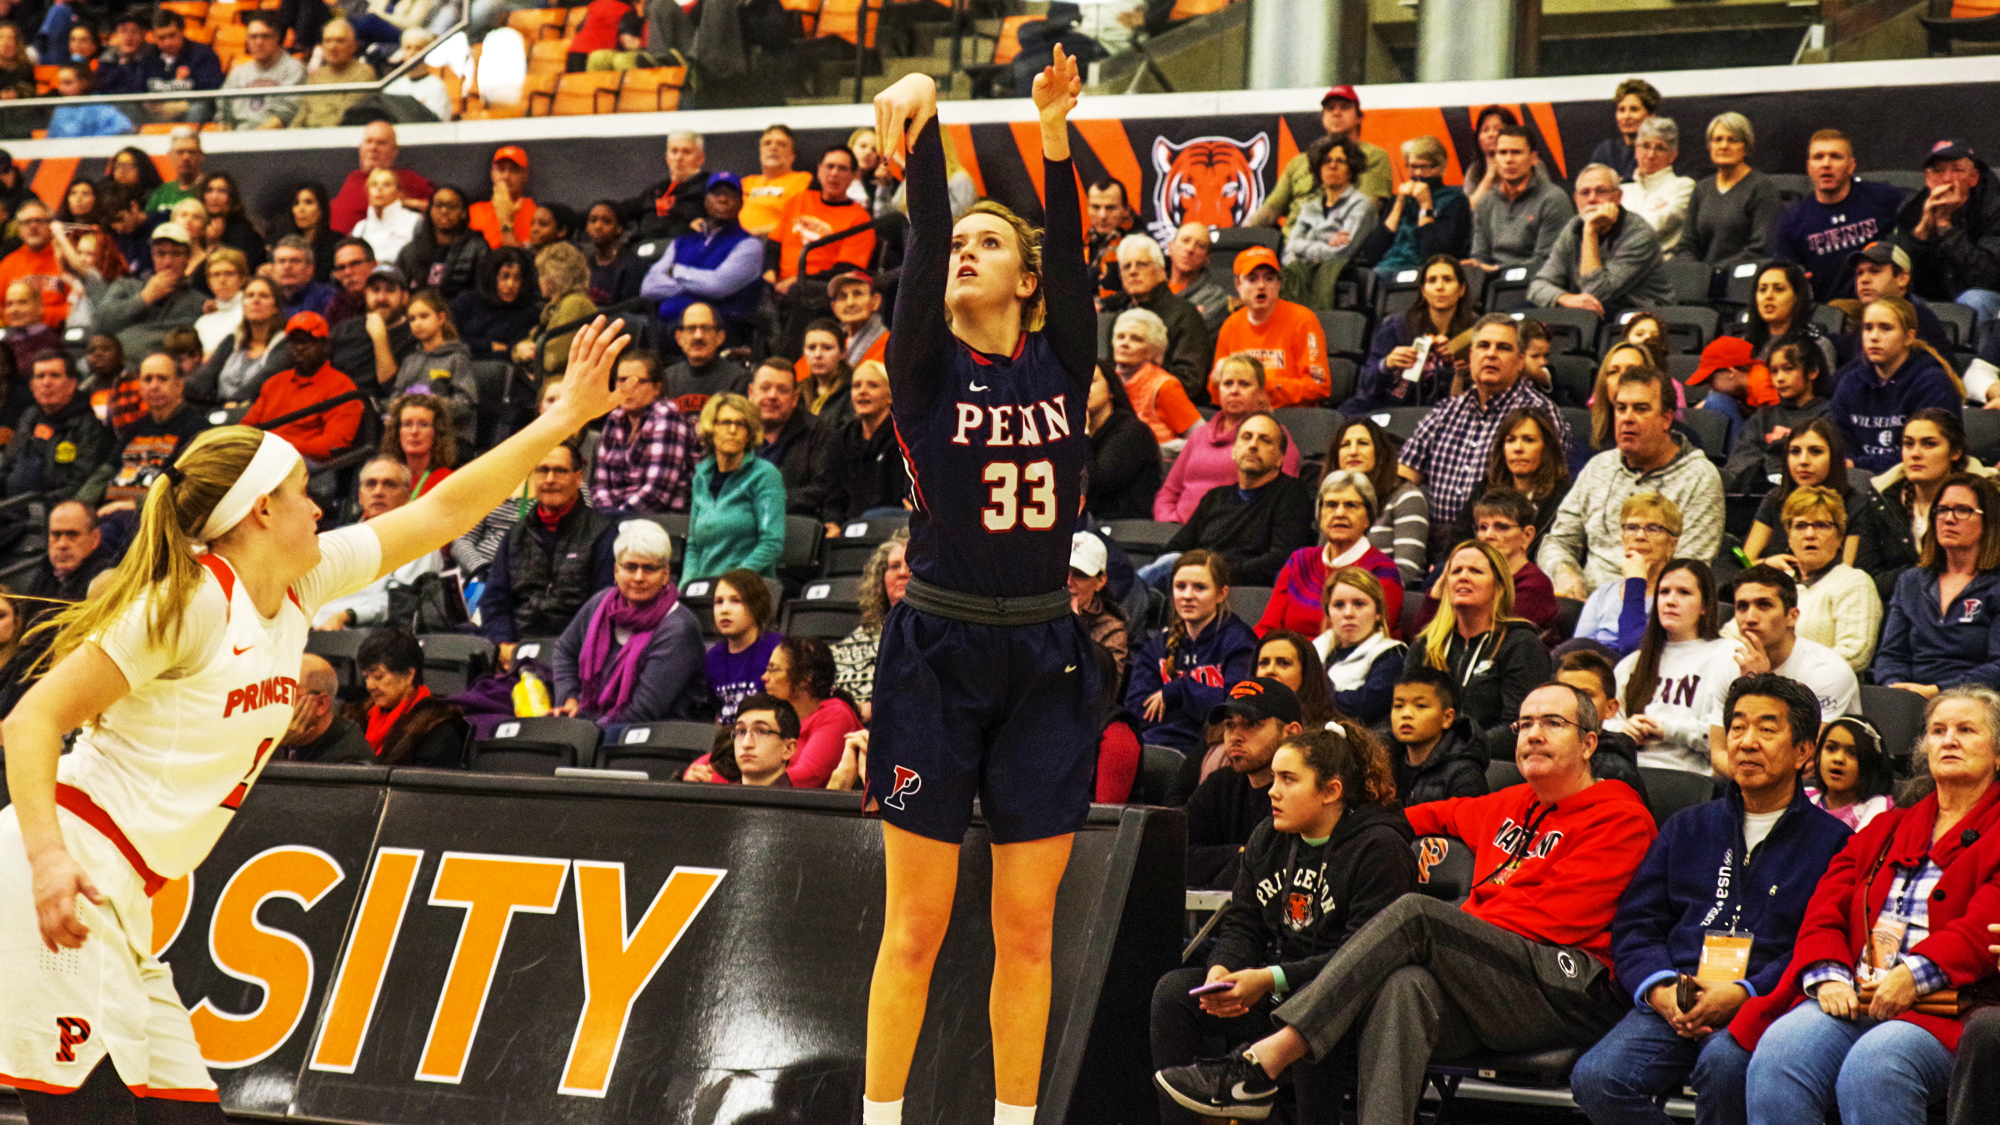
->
<box><xmin>197</xmin><ymin>431</ymin><xmax>304</xmax><ymax>544</ymax></box>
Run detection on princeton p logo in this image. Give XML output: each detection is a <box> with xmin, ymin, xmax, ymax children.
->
<box><xmin>55</xmin><ymin>1017</ymin><xmax>91</xmax><ymax>1063</ymax></box>
<box><xmin>883</xmin><ymin>766</ymin><xmax>922</xmax><ymax>810</ymax></box>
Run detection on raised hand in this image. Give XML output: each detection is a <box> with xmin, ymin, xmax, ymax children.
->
<box><xmin>551</xmin><ymin>316</ymin><xmax>632</xmax><ymax>424</ymax></box>
<box><xmin>873</xmin><ymin>74</ymin><xmax>938</xmax><ymax>171</ymax></box>
<box><xmin>1031</xmin><ymin>43</ymin><xmax>1082</xmax><ymax>124</ymax></box>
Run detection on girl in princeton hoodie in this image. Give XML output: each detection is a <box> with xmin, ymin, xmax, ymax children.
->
<box><xmin>1828</xmin><ymin>297</ymin><xmax>1963</xmax><ymax>474</ymax></box>
<box><xmin>1129</xmin><ymin>550</ymin><xmax>1258</xmax><ymax>754</ymax></box>
<box><xmin>1613</xmin><ymin>558</ymin><xmax>1735</xmax><ymax>775</ymax></box>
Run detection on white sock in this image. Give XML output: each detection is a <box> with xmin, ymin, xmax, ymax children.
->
<box><xmin>994</xmin><ymin>1099</ymin><xmax>1036</xmax><ymax>1125</ymax></box>
<box><xmin>861</xmin><ymin>1097</ymin><xmax>903</xmax><ymax>1125</ymax></box>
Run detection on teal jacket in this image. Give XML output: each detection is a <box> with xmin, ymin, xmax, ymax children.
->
<box><xmin>682</xmin><ymin>456</ymin><xmax>788</xmax><ymax>580</ymax></box>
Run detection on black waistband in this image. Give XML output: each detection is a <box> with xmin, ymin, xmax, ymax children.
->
<box><xmin>901</xmin><ymin>575</ymin><xmax>1071</xmax><ymax>626</ymax></box>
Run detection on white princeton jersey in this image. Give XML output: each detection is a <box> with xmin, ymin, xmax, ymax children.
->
<box><xmin>56</xmin><ymin>526</ymin><xmax>380</xmax><ymax>884</ymax></box>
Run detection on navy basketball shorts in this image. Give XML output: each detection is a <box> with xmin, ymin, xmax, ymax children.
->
<box><xmin>866</xmin><ymin>602</ymin><xmax>1101</xmax><ymax>845</ymax></box>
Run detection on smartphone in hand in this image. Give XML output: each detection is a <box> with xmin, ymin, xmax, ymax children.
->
<box><xmin>1188</xmin><ymin>979</ymin><xmax>1233</xmax><ymax>997</ymax></box>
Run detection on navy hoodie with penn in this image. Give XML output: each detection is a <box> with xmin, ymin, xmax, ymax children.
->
<box><xmin>1127</xmin><ymin>614</ymin><xmax>1258</xmax><ymax>753</ymax></box>
<box><xmin>1610</xmin><ymin>780</ymin><xmax>1850</xmax><ymax>1007</ymax></box>
<box><xmin>1828</xmin><ymin>347</ymin><xmax>1960</xmax><ymax>473</ymax></box>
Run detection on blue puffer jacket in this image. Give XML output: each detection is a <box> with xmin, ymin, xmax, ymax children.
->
<box><xmin>1609</xmin><ymin>782</ymin><xmax>1851</xmax><ymax>1006</ymax></box>
<box><xmin>1126</xmin><ymin>614</ymin><xmax>1258</xmax><ymax>753</ymax></box>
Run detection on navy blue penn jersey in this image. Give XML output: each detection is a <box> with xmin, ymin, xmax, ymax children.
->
<box><xmin>887</xmin><ymin>120</ymin><xmax>1097</xmax><ymax>599</ymax></box>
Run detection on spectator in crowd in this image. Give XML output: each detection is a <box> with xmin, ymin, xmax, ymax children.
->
<box><xmin>1588</xmin><ymin>77</ymin><xmax>1659</xmax><ymax>180</ymax></box>
<box><xmin>1708</xmin><ymin>565</ymin><xmax>1860</xmax><ymax>761</ymax></box>
<box><xmin>1148</xmin><ymin>412</ymin><xmax>1314</xmax><ymax>589</ymax></box>
<box><xmin>482</xmin><ymin>440</ymin><xmax>618</xmax><ymax>652</ymax></box>
<box><xmin>1086</xmin><ymin>364</ymin><xmax>1161</xmax><ymax>520</ymax></box>
<box><xmin>1766</xmin><ymin>485</ymin><xmax>1882</xmax><ymax>672</ymax></box>
<box><xmin>829</xmin><ymin>531</ymin><xmax>906</xmax><ymax>715</ymax></box>
<box><xmin>333</xmin><ymin>121</ymin><xmax>433</xmax><ymax>235</ymax></box>
<box><xmin>551</xmin><ymin>519</ymin><xmax>705</xmax><ymax>725</ymax></box>
<box><xmin>452</xmin><ymin>247</ymin><xmax>538</xmax><ymax>359</ymax></box>
<box><xmin>739</xmin><ymin>125</ymin><xmax>812</xmax><ymax>238</ymax></box>
<box><xmin>817</xmin><ymin>360</ymin><xmax>908</xmax><ymax>531</ymax></box>
<box><xmin>631</xmin><ymin>129</ymin><xmax>708</xmax><ymax>241</ymax></box>
<box><xmin>1150</xmin><ymin>725</ymin><xmax>1415</xmax><ymax>1125</ymax></box>
<box><xmin>331</xmin><ymin>262</ymin><xmax>413</xmax><ymax>392</ymax></box>
<box><xmin>1407</xmin><ymin>539</ymin><xmax>1550</xmax><ymax>754</ymax></box>
<box><xmin>1446</xmin><ymin>406</ymin><xmax>1571</xmax><ymax>561</ymax></box>
<box><xmin>1530</xmin><ymin>164</ymin><xmax>1673</xmax><ymax>313</ymax></box>
<box><xmin>1572</xmin><ymin>491</ymin><xmax>1683</xmax><ymax>652</ymax></box>
<box><xmin>22</xmin><ymin>501</ymin><xmax>112</xmax><ymax>603</ymax></box>
<box><xmin>1460</xmin><ymin>106</ymin><xmax>1519</xmax><ymax>208</ymax></box>
<box><xmin>583</xmin><ymin>201</ymin><xmax>642</xmax><ymax>305</ymax></box>
<box><xmin>750</xmin><ymin>356</ymin><xmax>827</xmax><ymax>515</ymax></box>
<box><xmin>1609</xmin><ymin>557</ymin><xmax>1729</xmax><ymax>773</ymax></box>
<box><xmin>1875</xmin><ymin>472</ymin><xmax>2000</xmax><ymax>694</ymax></box>
<box><xmin>219</xmin><ymin>14</ymin><xmax>307</xmax><ymax>130</ymax></box>
<box><xmin>1070</xmin><ymin>531</ymin><xmax>1130</xmax><ymax>681</ymax></box>
<box><xmin>662</xmin><ymin>305</ymin><xmax>751</xmax><ymax>415</ymax></box>
<box><xmin>271</xmin><ymin>236</ymin><xmax>338</xmax><ymax>320</ymax></box>
<box><xmin>310</xmin><ymin>458</ymin><xmax>441</xmax><ymax>630</ymax></box>
<box><xmin>1327</xmin><ymin>416</ymin><xmax>1430</xmax><ymax>587</ymax></box>
<box><xmin>1805</xmin><ymin>715</ymin><xmax>1894</xmax><ymax>830</ymax></box>
<box><xmin>85</xmin><ymin>350</ymin><xmax>205</xmax><ymax>515</ymax></box>
<box><xmin>1686</xmin><ymin>335</ymin><xmax>1775</xmax><ymax>451</ymax></box>
<box><xmin>1210</xmin><ymin>248</ymin><xmax>1330</xmax><ymax>408</ymax></box>
<box><xmin>1551</xmin><ymin>648</ymin><xmax>1650</xmax><ymax>784</ymax></box>
<box><xmin>297</xmin><ymin>19</ymin><xmax>376</xmax><ymax>129</ymax></box>
<box><xmin>0</xmin><ymin>201</ymin><xmax>76</xmax><ymax>328</ymax></box>
<box><xmin>1733</xmin><ymin>686</ymin><xmax>2000</xmax><ymax>1125</ymax></box>
<box><xmin>241</xmin><ymin>312</ymin><xmax>363</xmax><ymax>461</ymax></box>
<box><xmin>322</xmin><ymin>238</ymin><xmax>376</xmax><ymax>329</ymax></box>
<box><xmin>1620</xmin><ymin>116</ymin><xmax>1694</xmax><ymax>257</ymax></box>
<box><xmin>1280</xmin><ymin>136</ymin><xmax>1379</xmax><ymax>310</ymax></box>
<box><xmin>684</xmin><ymin>392</ymin><xmax>786</xmax><ymax>580</ymax></box>
<box><xmin>100</xmin><ymin>182</ymin><xmax>152</xmax><ymax>270</ymax></box>
<box><xmin>47</xmin><ymin>66</ymin><xmax>135</xmax><ymax>138</ymax></box>
<box><xmin>1350</xmin><ymin>255</ymin><xmax>1477</xmax><ymax>413</ymax></box>
<box><xmin>1829</xmin><ymin>297</ymin><xmax>1962</xmax><ymax>474</ymax></box>
<box><xmin>802</xmin><ymin>319</ymin><xmax>858</xmax><ymax>419</ymax></box>
<box><xmin>271</xmin><ymin>185</ymin><xmax>338</xmax><ymax>285</ymax></box>
<box><xmin>1851</xmin><ymin>407</ymin><xmax>1975</xmax><ymax>596</ymax></box>
<box><xmin>1166</xmin><ymin>221</ymin><xmax>1232</xmax><ymax>335</ymax></box>
<box><xmin>825</xmin><ymin>266</ymin><xmax>889</xmax><ymax>369</ymax></box>
<box><xmin>1157</xmin><ymin>680</ymin><xmax>1653</xmax><ymax>1124</ymax></box>
<box><xmin>379</xmin><ymin>391</ymin><xmax>456</xmax><ymax>498</ymax></box>
<box><xmin>96</xmin><ymin>223</ymin><xmax>206</xmax><ymax>360</ymax></box>
<box><xmin>590</xmin><ymin>349</ymin><xmax>697</xmax><ymax>515</ymax></box>
<box><xmin>1466</xmin><ymin>125</ymin><xmax>1575</xmax><ymax>276</ymax></box>
<box><xmin>1</xmin><ymin>353</ymin><xmax>110</xmax><ymax>503</ymax></box>
<box><xmin>1104</xmin><ymin>234</ymin><xmax>1211</xmax><ymax>398</ymax></box>
<box><xmin>138</xmin><ymin>16</ymin><xmax>224</xmax><ymax>127</ymax></box>
<box><xmin>1894</xmin><ymin>139</ymin><xmax>2000</xmax><ymax>321</ymax></box>
<box><xmin>1252</xmin><ymin>628</ymin><xmax>1343</xmax><ymax>729</ymax></box>
<box><xmin>279</xmin><ymin>654</ymin><xmax>373</xmax><ymax>763</ymax></box>
<box><xmin>192</xmin><ymin>276</ymin><xmax>288</xmax><ymax>403</ymax></box>
<box><xmin>1400</xmin><ymin>315</ymin><xmax>1572</xmax><ymax>552</ymax></box>
<box><xmin>1744</xmin><ymin>416</ymin><xmax>1854</xmax><ymax>566</ymax></box>
<box><xmin>1316</xmin><ymin>566</ymin><xmax>1404</xmax><ymax>724</ymax></box>
<box><xmin>1572</xmin><ymin>672</ymin><xmax>1849</xmax><ymax>1125</ymax></box>
<box><xmin>1129</xmin><ymin>551</ymin><xmax>1255</xmax><ymax>756</ymax></box>
<box><xmin>529</xmin><ymin>203</ymin><xmax>578</xmax><ymax>251</ymax></box>
<box><xmin>772</xmin><ymin>145</ymin><xmax>873</xmax><ymax>294</ymax></box>
<box><xmin>1541</xmin><ymin>366</ymin><xmax>1723</xmax><ymax>600</ymax></box>
<box><xmin>0</xmin><ymin>28</ymin><xmax>33</xmax><ymax>130</ymax></box>
<box><xmin>355</xmin><ymin>627</ymin><xmax>467</xmax><ymax>766</ymax></box>
<box><xmin>1738</xmin><ymin>260</ymin><xmax>1842</xmax><ymax>374</ymax></box>
<box><xmin>352</xmin><ymin>169</ymin><xmax>422</xmax><ymax>266</ymax></box>
<box><xmin>1726</xmin><ymin>335</ymin><xmax>1832</xmax><ymax>495</ymax></box>
<box><xmin>1177</xmin><ymin>676</ymin><xmax>1306</xmax><ymax>887</ymax></box>
<box><xmin>640</xmin><ymin>172</ymin><xmax>761</xmax><ymax>330</ymax></box>
<box><xmin>1423</xmin><ymin>487</ymin><xmax>1557</xmax><ymax>640</ymax></box>
<box><xmin>96</xmin><ymin>9</ymin><xmax>151</xmax><ymax>97</ymax></box>
<box><xmin>469</xmin><ymin>145</ymin><xmax>535</xmax><ymax>250</ymax></box>
<box><xmin>1771</xmin><ymin>129</ymin><xmax>1906</xmax><ymax>301</ymax></box>
<box><xmin>1684</xmin><ymin>111</ymin><xmax>1781</xmax><ymax>270</ymax></box>
<box><xmin>1386</xmin><ymin>669</ymin><xmax>1490</xmax><ymax>813</ymax></box>
<box><xmin>1112</xmin><ymin>309</ymin><xmax>1199</xmax><ymax>447</ymax></box>
<box><xmin>1260</xmin><ymin>470</ymin><xmax>1403</xmax><ymax>637</ymax></box>
<box><xmin>1253</xmin><ymin>85</ymin><xmax>1391</xmax><ymax>227</ymax></box>
<box><xmin>689</xmin><ymin>635</ymin><xmax>861</xmax><ymax>788</ymax></box>
<box><xmin>706</xmin><ymin>568</ymin><xmax>782</xmax><ymax>722</ymax></box>
<box><xmin>715</xmin><ymin>695</ymin><xmax>802</xmax><ymax>788</ymax></box>
<box><xmin>171</xmin><ymin>197</ymin><xmax>216</xmax><ymax>279</ymax></box>
<box><xmin>0</xmin><ymin>281</ymin><xmax>56</xmax><ymax>373</ymax></box>
<box><xmin>1849</xmin><ymin>240</ymin><xmax>1955</xmax><ymax>357</ymax></box>
<box><xmin>1375</xmin><ymin>136</ymin><xmax>1472</xmax><ymax>277</ymax></box>
<box><xmin>518</xmin><ymin>242</ymin><xmax>596</xmax><ymax>376</ymax></box>
<box><xmin>387</xmin><ymin>289</ymin><xmax>474</xmax><ymax>425</ymax></box>
<box><xmin>447</xmin><ymin>377</ymin><xmax>568</xmax><ymax>583</ymax></box>
<box><xmin>1084</xmin><ymin>176</ymin><xmax>1135</xmax><ymax>300</ymax></box>
<box><xmin>398</xmin><ymin>186</ymin><xmax>487</xmax><ymax>299</ymax></box>
<box><xmin>381</xmin><ymin>28</ymin><xmax>452</xmax><ymax>122</ymax></box>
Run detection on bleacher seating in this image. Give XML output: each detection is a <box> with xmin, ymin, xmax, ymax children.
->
<box><xmin>471</xmin><ymin>715</ymin><xmax>603</xmax><ymax>774</ymax></box>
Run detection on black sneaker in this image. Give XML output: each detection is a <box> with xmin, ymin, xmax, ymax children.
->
<box><xmin>1154</xmin><ymin>1045</ymin><xmax>1278</xmax><ymax>1120</ymax></box>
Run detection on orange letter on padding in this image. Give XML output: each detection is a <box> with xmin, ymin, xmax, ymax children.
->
<box><xmin>189</xmin><ymin>846</ymin><xmax>346</xmax><ymax>1069</ymax></box>
<box><xmin>559</xmin><ymin>863</ymin><xmax>726</xmax><ymax>1097</ymax></box>
<box><xmin>150</xmin><ymin>874</ymin><xmax>193</xmax><ymax>958</ymax></box>
<box><xmin>417</xmin><ymin>852</ymin><xmax>570</xmax><ymax>1084</ymax></box>
<box><xmin>309</xmin><ymin>848</ymin><xmax>423</xmax><ymax>1074</ymax></box>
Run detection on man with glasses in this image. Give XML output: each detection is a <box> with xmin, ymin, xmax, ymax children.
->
<box><xmin>280</xmin><ymin>655</ymin><xmax>373</xmax><ymax>762</ymax></box>
<box><xmin>724</xmin><ymin>694</ymin><xmax>801</xmax><ymax>787</ymax></box>
<box><xmin>590</xmin><ymin>351</ymin><xmax>698</xmax><ymax>514</ymax></box>
<box><xmin>0</xmin><ymin>201</ymin><xmax>75</xmax><ymax>327</ymax></box>
<box><xmin>1541</xmin><ymin>366</ymin><xmax>1723</xmax><ymax>600</ymax></box>
<box><xmin>1467</xmin><ymin>125</ymin><xmax>1576</xmax><ymax>277</ymax></box>
<box><xmin>661</xmin><ymin>303</ymin><xmax>749</xmax><ymax>415</ymax></box>
<box><xmin>217</xmin><ymin>13</ymin><xmax>305</xmax><ymax>130</ymax></box>
<box><xmin>313</xmin><ymin>457</ymin><xmax>441</xmax><ymax>630</ymax></box>
<box><xmin>1529</xmin><ymin>163</ymin><xmax>1672</xmax><ymax>314</ymax></box>
<box><xmin>325</xmin><ymin>237</ymin><xmax>378</xmax><ymax>326</ymax></box>
<box><xmin>1705</xmin><ymin>565</ymin><xmax>1858</xmax><ymax>773</ymax></box>
<box><xmin>332</xmin><ymin>263</ymin><xmax>417</xmax><ymax>397</ymax></box>
<box><xmin>481</xmin><ymin>440</ymin><xmax>620</xmax><ymax>657</ymax></box>
<box><xmin>272</xmin><ymin>235</ymin><xmax>338</xmax><ymax>320</ymax></box>
<box><xmin>97</xmin><ymin>221</ymin><xmax>206</xmax><ymax>358</ymax></box>
<box><xmin>1158</xmin><ymin>680</ymin><xmax>1655</xmax><ymax>1123</ymax></box>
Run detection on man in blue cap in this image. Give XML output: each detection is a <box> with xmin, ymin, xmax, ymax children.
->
<box><xmin>639</xmin><ymin>170</ymin><xmax>763</xmax><ymax>334</ymax></box>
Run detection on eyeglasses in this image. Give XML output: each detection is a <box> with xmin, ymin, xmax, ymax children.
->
<box><xmin>1320</xmin><ymin>498</ymin><xmax>1366</xmax><ymax>512</ymax></box>
<box><xmin>711</xmin><ymin>418</ymin><xmax>750</xmax><ymax>431</ymax></box>
<box><xmin>1787</xmin><ymin>519</ymin><xmax>1839</xmax><ymax>534</ymax></box>
<box><xmin>531</xmin><ymin>465</ymin><xmax>574</xmax><ymax>476</ymax></box>
<box><xmin>1512</xmin><ymin>715</ymin><xmax>1580</xmax><ymax>735</ymax></box>
<box><xmin>617</xmin><ymin>561</ymin><xmax>664</xmax><ymax>576</ymax></box>
<box><xmin>1937</xmin><ymin>504</ymin><xmax>1984</xmax><ymax>523</ymax></box>
<box><xmin>733</xmin><ymin>725</ymin><xmax>783</xmax><ymax>742</ymax></box>
<box><xmin>1621</xmin><ymin>522</ymin><xmax>1676</xmax><ymax>538</ymax></box>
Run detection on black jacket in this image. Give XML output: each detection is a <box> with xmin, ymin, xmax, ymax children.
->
<box><xmin>1184</xmin><ymin>765</ymin><xmax>1270</xmax><ymax>888</ymax></box>
<box><xmin>1394</xmin><ymin>716</ymin><xmax>1489</xmax><ymax>808</ymax></box>
<box><xmin>330</xmin><ymin>315</ymin><xmax>417</xmax><ymax>395</ymax></box>
<box><xmin>1</xmin><ymin>398</ymin><xmax>111</xmax><ymax>501</ymax></box>
<box><xmin>1894</xmin><ymin>158</ymin><xmax>2000</xmax><ymax>302</ymax></box>
<box><xmin>1403</xmin><ymin>620</ymin><xmax>1551</xmax><ymax>759</ymax></box>
<box><xmin>21</xmin><ymin>543</ymin><xmax>114</xmax><ymax>603</ymax></box>
<box><xmin>1207</xmin><ymin>805</ymin><xmax>1419</xmax><ymax>991</ymax></box>
<box><xmin>630</xmin><ymin>174</ymin><xmax>709</xmax><ymax>242</ymax></box>
<box><xmin>816</xmin><ymin>415</ymin><xmax>909</xmax><ymax>525</ymax></box>
<box><xmin>479</xmin><ymin>504</ymin><xmax>619</xmax><ymax>642</ymax></box>
<box><xmin>1164</xmin><ymin>473</ymin><xmax>1317</xmax><ymax>587</ymax></box>
<box><xmin>284</xmin><ymin>715</ymin><xmax>375</xmax><ymax>763</ymax></box>
<box><xmin>1851</xmin><ymin>478</ymin><xmax>1924</xmax><ymax>601</ymax></box>
<box><xmin>757</xmin><ymin>408</ymin><xmax>830</xmax><ymax>516</ymax></box>
<box><xmin>1100</xmin><ymin>284</ymin><xmax>1214</xmax><ymax>401</ymax></box>
<box><xmin>1089</xmin><ymin>408</ymin><xmax>1162</xmax><ymax>519</ymax></box>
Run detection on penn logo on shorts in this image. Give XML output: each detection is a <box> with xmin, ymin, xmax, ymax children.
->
<box><xmin>884</xmin><ymin>766</ymin><xmax>923</xmax><ymax>810</ymax></box>
<box><xmin>54</xmin><ymin>1017</ymin><xmax>91</xmax><ymax>1063</ymax></box>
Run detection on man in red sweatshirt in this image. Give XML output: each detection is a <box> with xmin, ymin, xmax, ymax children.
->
<box><xmin>1157</xmin><ymin>679</ymin><xmax>1657</xmax><ymax>1125</ymax></box>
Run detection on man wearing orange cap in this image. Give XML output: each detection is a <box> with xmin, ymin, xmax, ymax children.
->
<box><xmin>1209</xmin><ymin>247</ymin><xmax>1329</xmax><ymax>408</ymax></box>
<box><xmin>1250</xmin><ymin>86</ymin><xmax>1391</xmax><ymax>227</ymax></box>
<box><xmin>469</xmin><ymin>146</ymin><xmax>535</xmax><ymax>250</ymax></box>
<box><xmin>241</xmin><ymin>313</ymin><xmax>364</xmax><ymax>461</ymax></box>
<box><xmin>1686</xmin><ymin>335</ymin><xmax>1775</xmax><ymax>453</ymax></box>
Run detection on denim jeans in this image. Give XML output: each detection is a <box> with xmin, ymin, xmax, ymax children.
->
<box><xmin>1955</xmin><ymin>288</ymin><xmax>2000</xmax><ymax>325</ymax></box>
<box><xmin>1570</xmin><ymin>1006</ymin><xmax>1750</xmax><ymax>1125</ymax></box>
<box><xmin>1137</xmin><ymin>551</ymin><xmax>1183</xmax><ymax>592</ymax></box>
<box><xmin>1697</xmin><ymin>391</ymin><xmax>1747</xmax><ymax>454</ymax></box>
<box><xmin>1744</xmin><ymin>1003</ymin><xmax>1952</xmax><ymax>1125</ymax></box>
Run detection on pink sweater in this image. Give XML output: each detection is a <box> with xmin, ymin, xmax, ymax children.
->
<box><xmin>1153</xmin><ymin>414</ymin><xmax>1303</xmax><ymax>523</ymax></box>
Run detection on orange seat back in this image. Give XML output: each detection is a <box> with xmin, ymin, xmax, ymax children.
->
<box><xmin>507</xmin><ymin>7</ymin><xmax>571</xmax><ymax>39</ymax></box>
<box><xmin>813</xmin><ymin>0</ymin><xmax>882</xmax><ymax>47</ymax></box>
<box><xmin>1167</xmin><ymin>0</ymin><xmax>1232</xmax><ymax>20</ymax></box>
<box><xmin>992</xmin><ymin>14</ymin><xmax>1035</xmax><ymax>65</ymax></box>
<box><xmin>549</xmin><ymin>69</ymin><xmax>622</xmax><ymax>115</ymax></box>
<box><xmin>614</xmin><ymin>65</ymin><xmax>684</xmax><ymax>113</ymax></box>
<box><xmin>563</xmin><ymin>5</ymin><xmax>590</xmax><ymax>36</ymax></box>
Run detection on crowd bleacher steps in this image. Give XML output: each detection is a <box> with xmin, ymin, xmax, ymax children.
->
<box><xmin>785</xmin><ymin>10</ymin><xmax>1023</xmax><ymax>105</ymax></box>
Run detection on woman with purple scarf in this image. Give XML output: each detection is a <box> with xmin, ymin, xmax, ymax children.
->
<box><xmin>551</xmin><ymin>520</ymin><xmax>707</xmax><ymax>724</ymax></box>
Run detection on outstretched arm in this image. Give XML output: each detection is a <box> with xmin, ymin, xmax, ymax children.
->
<box><xmin>1032</xmin><ymin>46</ymin><xmax>1095</xmax><ymax>385</ymax></box>
<box><xmin>366</xmin><ymin>318</ymin><xmax>629</xmax><ymax>578</ymax></box>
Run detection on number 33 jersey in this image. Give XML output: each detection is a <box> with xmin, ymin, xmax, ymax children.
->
<box><xmin>56</xmin><ymin>526</ymin><xmax>380</xmax><ymax>885</ymax></box>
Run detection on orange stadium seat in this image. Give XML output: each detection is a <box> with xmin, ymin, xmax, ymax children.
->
<box><xmin>202</xmin><ymin>0</ymin><xmax>247</xmax><ymax>27</ymax></box>
<box><xmin>181</xmin><ymin>22</ymin><xmax>214</xmax><ymax>42</ymax></box>
<box><xmin>160</xmin><ymin>0</ymin><xmax>210</xmax><ymax>21</ymax></box>
<box><xmin>1166</xmin><ymin>0</ymin><xmax>1234</xmax><ymax>19</ymax></box>
<box><xmin>534</xmin><ymin>69</ymin><xmax>620</xmax><ymax>115</ymax></box>
<box><xmin>991</xmin><ymin>14</ymin><xmax>1034</xmax><ymax>65</ymax></box>
<box><xmin>520</xmin><ymin>35</ymin><xmax>569</xmax><ymax>103</ymax></box>
<box><xmin>563</xmin><ymin>6</ymin><xmax>590</xmax><ymax>36</ymax></box>
<box><xmin>615</xmin><ymin>65</ymin><xmax>685</xmax><ymax>113</ymax></box>
<box><xmin>507</xmin><ymin>7</ymin><xmax>571</xmax><ymax>40</ymax></box>
<box><xmin>814</xmin><ymin>0</ymin><xmax>883</xmax><ymax>47</ymax></box>
<box><xmin>781</xmin><ymin>0</ymin><xmax>819</xmax><ymax>36</ymax></box>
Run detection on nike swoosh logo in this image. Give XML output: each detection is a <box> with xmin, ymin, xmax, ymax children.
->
<box><xmin>1230</xmin><ymin>1081</ymin><xmax>1268</xmax><ymax>1100</ymax></box>
<box><xmin>969</xmin><ymin>381</ymin><xmax>988</xmax><ymax>392</ymax></box>
<box><xmin>233</xmin><ymin>644</ymin><xmax>253</xmax><ymax>655</ymax></box>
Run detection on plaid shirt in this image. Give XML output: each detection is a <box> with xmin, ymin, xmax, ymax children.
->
<box><xmin>1802</xmin><ymin>857</ymin><xmax>1949</xmax><ymax>996</ymax></box>
<box><xmin>590</xmin><ymin>399</ymin><xmax>699</xmax><ymax>514</ymax></box>
<box><xmin>1397</xmin><ymin>377</ymin><xmax>1571</xmax><ymax>542</ymax></box>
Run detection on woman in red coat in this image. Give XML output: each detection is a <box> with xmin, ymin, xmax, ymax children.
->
<box><xmin>1726</xmin><ymin>685</ymin><xmax>2000</xmax><ymax>1125</ymax></box>
<box><xmin>1258</xmin><ymin>470</ymin><xmax>1402</xmax><ymax>639</ymax></box>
